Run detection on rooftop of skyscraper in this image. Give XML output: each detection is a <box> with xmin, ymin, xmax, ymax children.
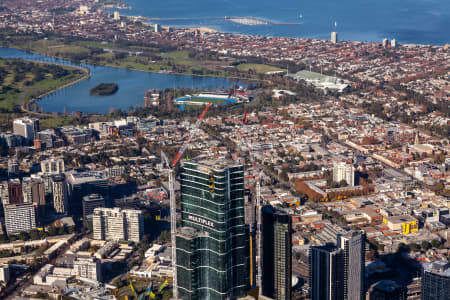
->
<box><xmin>423</xmin><ymin>261</ymin><xmax>450</xmax><ymax>277</ymax></box>
<box><xmin>368</xmin><ymin>280</ymin><xmax>405</xmax><ymax>294</ymax></box>
<box><xmin>93</xmin><ymin>207</ymin><xmax>141</xmax><ymax>215</ymax></box>
<box><xmin>182</xmin><ymin>157</ymin><xmax>242</xmax><ymax>172</ymax></box>
<box><xmin>83</xmin><ymin>194</ymin><xmax>104</xmax><ymax>202</ymax></box>
<box><xmin>67</xmin><ymin>172</ymin><xmax>105</xmax><ymax>184</ymax></box>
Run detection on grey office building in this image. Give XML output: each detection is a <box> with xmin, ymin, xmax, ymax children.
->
<box><xmin>82</xmin><ymin>194</ymin><xmax>105</xmax><ymax>220</ymax></box>
<box><xmin>67</xmin><ymin>172</ymin><xmax>108</xmax><ymax>215</ymax></box>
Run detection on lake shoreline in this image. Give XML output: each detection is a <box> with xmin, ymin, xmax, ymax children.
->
<box><xmin>19</xmin><ymin>61</ymin><xmax>91</xmax><ymax>117</ymax></box>
<box><xmin>0</xmin><ymin>45</ymin><xmax>260</xmax><ymax>82</ymax></box>
<box><xmin>0</xmin><ymin>47</ymin><xmax>243</xmax><ymax>114</ymax></box>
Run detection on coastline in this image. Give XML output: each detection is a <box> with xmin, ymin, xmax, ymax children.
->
<box><xmin>1</xmin><ymin>13</ymin><xmax>446</xmax><ymax>116</ymax></box>
<box><xmin>109</xmin><ymin>1</ymin><xmax>450</xmax><ymax>46</ymax></box>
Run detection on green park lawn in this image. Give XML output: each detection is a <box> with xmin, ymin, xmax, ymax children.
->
<box><xmin>237</xmin><ymin>63</ymin><xmax>282</xmax><ymax>73</ymax></box>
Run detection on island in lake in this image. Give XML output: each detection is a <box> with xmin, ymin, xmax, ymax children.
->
<box><xmin>89</xmin><ymin>83</ymin><xmax>119</xmax><ymax>96</ymax></box>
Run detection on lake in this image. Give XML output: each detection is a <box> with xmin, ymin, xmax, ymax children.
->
<box><xmin>0</xmin><ymin>47</ymin><xmax>241</xmax><ymax>114</ymax></box>
<box><xmin>120</xmin><ymin>0</ymin><xmax>450</xmax><ymax>45</ymax></box>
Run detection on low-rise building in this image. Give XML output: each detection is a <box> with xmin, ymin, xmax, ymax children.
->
<box><xmin>383</xmin><ymin>215</ymin><xmax>418</xmax><ymax>234</ymax></box>
<box><xmin>72</xmin><ymin>254</ymin><xmax>102</xmax><ymax>282</ymax></box>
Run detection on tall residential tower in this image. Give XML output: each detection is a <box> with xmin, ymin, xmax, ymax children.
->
<box><xmin>309</xmin><ymin>244</ymin><xmax>344</xmax><ymax>300</ymax></box>
<box><xmin>333</xmin><ymin>162</ymin><xmax>355</xmax><ymax>187</ymax></box>
<box><xmin>261</xmin><ymin>205</ymin><xmax>292</xmax><ymax>300</ymax></box>
<box><xmin>309</xmin><ymin>231</ymin><xmax>366</xmax><ymax>300</ymax></box>
<box><xmin>176</xmin><ymin>159</ymin><xmax>250</xmax><ymax>300</ymax></box>
<box><xmin>421</xmin><ymin>261</ymin><xmax>450</xmax><ymax>300</ymax></box>
<box><xmin>337</xmin><ymin>231</ymin><xmax>366</xmax><ymax>300</ymax></box>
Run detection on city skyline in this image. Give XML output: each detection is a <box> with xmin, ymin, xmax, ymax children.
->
<box><xmin>0</xmin><ymin>0</ymin><xmax>447</xmax><ymax>299</ymax></box>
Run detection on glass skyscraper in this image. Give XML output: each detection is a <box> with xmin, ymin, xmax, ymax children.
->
<box><xmin>176</xmin><ymin>159</ymin><xmax>250</xmax><ymax>300</ymax></box>
<box><xmin>309</xmin><ymin>231</ymin><xmax>366</xmax><ymax>300</ymax></box>
<box><xmin>337</xmin><ymin>231</ymin><xmax>366</xmax><ymax>300</ymax></box>
<box><xmin>261</xmin><ymin>205</ymin><xmax>292</xmax><ymax>300</ymax></box>
<box><xmin>309</xmin><ymin>244</ymin><xmax>344</xmax><ymax>300</ymax></box>
<box><xmin>421</xmin><ymin>261</ymin><xmax>450</xmax><ymax>300</ymax></box>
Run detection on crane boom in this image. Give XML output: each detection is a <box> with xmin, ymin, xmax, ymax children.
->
<box><xmin>242</xmin><ymin>111</ymin><xmax>248</xmax><ymax>124</ymax></box>
<box><xmin>170</xmin><ymin>103</ymin><xmax>211</xmax><ymax>168</ymax></box>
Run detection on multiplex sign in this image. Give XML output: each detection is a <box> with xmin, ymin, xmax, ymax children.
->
<box><xmin>186</xmin><ymin>214</ymin><xmax>215</xmax><ymax>229</ymax></box>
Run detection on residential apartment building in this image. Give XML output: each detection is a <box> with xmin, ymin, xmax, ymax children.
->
<box><xmin>337</xmin><ymin>231</ymin><xmax>366</xmax><ymax>300</ymax></box>
<box><xmin>8</xmin><ymin>179</ymin><xmax>22</xmax><ymax>204</ymax></box>
<box><xmin>30</xmin><ymin>177</ymin><xmax>46</xmax><ymax>217</ymax></box>
<box><xmin>366</xmin><ymin>280</ymin><xmax>407</xmax><ymax>300</ymax></box>
<box><xmin>333</xmin><ymin>162</ymin><xmax>355</xmax><ymax>187</ymax></box>
<box><xmin>40</xmin><ymin>158</ymin><xmax>65</xmax><ymax>174</ymax></box>
<box><xmin>52</xmin><ymin>174</ymin><xmax>68</xmax><ymax>214</ymax></box>
<box><xmin>421</xmin><ymin>261</ymin><xmax>450</xmax><ymax>300</ymax></box>
<box><xmin>93</xmin><ymin>207</ymin><xmax>143</xmax><ymax>243</ymax></box>
<box><xmin>261</xmin><ymin>205</ymin><xmax>292</xmax><ymax>300</ymax></box>
<box><xmin>13</xmin><ymin>117</ymin><xmax>39</xmax><ymax>140</ymax></box>
<box><xmin>309</xmin><ymin>231</ymin><xmax>366</xmax><ymax>300</ymax></box>
<box><xmin>4</xmin><ymin>203</ymin><xmax>36</xmax><ymax>234</ymax></box>
<box><xmin>0</xmin><ymin>264</ymin><xmax>10</xmax><ymax>283</ymax></box>
<box><xmin>309</xmin><ymin>243</ymin><xmax>343</xmax><ymax>300</ymax></box>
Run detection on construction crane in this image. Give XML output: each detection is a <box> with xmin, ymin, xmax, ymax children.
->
<box><xmin>171</xmin><ymin>103</ymin><xmax>211</xmax><ymax>168</ymax></box>
<box><xmin>160</xmin><ymin>102</ymin><xmax>212</xmax><ymax>299</ymax></box>
<box><xmin>256</xmin><ymin>178</ymin><xmax>262</xmax><ymax>292</ymax></box>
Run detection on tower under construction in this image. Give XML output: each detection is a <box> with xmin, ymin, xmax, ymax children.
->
<box><xmin>175</xmin><ymin>158</ymin><xmax>250</xmax><ymax>300</ymax></box>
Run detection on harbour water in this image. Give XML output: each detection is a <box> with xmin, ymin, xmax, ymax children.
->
<box><xmin>120</xmin><ymin>0</ymin><xmax>450</xmax><ymax>45</ymax></box>
<box><xmin>0</xmin><ymin>48</ymin><xmax>240</xmax><ymax>113</ymax></box>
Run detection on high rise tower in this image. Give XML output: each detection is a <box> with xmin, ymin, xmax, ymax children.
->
<box><xmin>309</xmin><ymin>244</ymin><xmax>344</xmax><ymax>300</ymax></box>
<box><xmin>421</xmin><ymin>261</ymin><xmax>450</xmax><ymax>300</ymax></box>
<box><xmin>333</xmin><ymin>162</ymin><xmax>355</xmax><ymax>187</ymax></box>
<box><xmin>337</xmin><ymin>231</ymin><xmax>366</xmax><ymax>300</ymax></box>
<box><xmin>309</xmin><ymin>231</ymin><xmax>366</xmax><ymax>300</ymax></box>
<box><xmin>331</xmin><ymin>32</ymin><xmax>338</xmax><ymax>44</ymax></box>
<box><xmin>261</xmin><ymin>205</ymin><xmax>292</xmax><ymax>300</ymax></box>
<box><xmin>176</xmin><ymin>159</ymin><xmax>250</xmax><ymax>300</ymax></box>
